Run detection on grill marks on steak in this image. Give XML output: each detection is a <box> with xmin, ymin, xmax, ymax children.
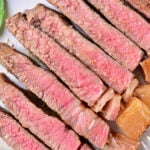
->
<box><xmin>6</xmin><ymin>13</ymin><xmax>106</xmax><ymax>107</ymax></box>
<box><xmin>0</xmin><ymin>109</ymin><xmax>48</xmax><ymax>150</ymax></box>
<box><xmin>47</xmin><ymin>0</ymin><xmax>143</xmax><ymax>71</ymax></box>
<box><xmin>86</xmin><ymin>0</ymin><xmax>150</xmax><ymax>53</ymax></box>
<box><xmin>0</xmin><ymin>72</ymin><xmax>82</xmax><ymax>150</ymax></box>
<box><xmin>25</xmin><ymin>4</ymin><xmax>134</xmax><ymax>93</ymax></box>
<box><xmin>0</xmin><ymin>43</ymin><xmax>109</xmax><ymax>148</ymax></box>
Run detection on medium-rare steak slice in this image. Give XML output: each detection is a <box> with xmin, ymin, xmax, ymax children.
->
<box><xmin>0</xmin><ymin>73</ymin><xmax>82</xmax><ymax>150</ymax></box>
<box><xmin>87</xmin><ymin>0</ymin><xmax>150</xmax><ymax>53</ymax></box>
<box><xmin>125</xmin><ymin>0</ymin><xmax>150</xmax><ymax>19</ymax></box>
<box><xmin>47</xmin><ymin>0</ymin><xmax>143</xmax><ymax>71</ymax></box>
<box><xmin>0</xmin><ymin>109</ymin><xmax>48</xmax><ymax>150</ymax></box>
<box><xmin>6</xmin><ymin>14</ymin><xmax>106</xmax><ymax>107</ymax></box>
<box><xmin>0</xmin><ymin>43</ymin><xmax>109</xmax><ymax>148</ymax></box>
<box><xmin>25</xmin><ymin>4</ymin><xmax>134</xmax><ymax>93</ymax></box>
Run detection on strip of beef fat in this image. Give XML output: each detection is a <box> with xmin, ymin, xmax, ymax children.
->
<box><xmin>6</xmin><ymin>13</ymin><xmax>107</xmax><ymax>107</ymax></box>
<box><xmin>0</xmin><ymin>43</ymin><xmax>109</xmax><ymax>149</ymax></box>
<box><xmin>47</xmin><ymin>0</ymin><xmax>143</xmax><ymax>71</ymax></box>
<box><xmin>87</xmin><ymin>0</ymin><xmax>150</xmax><ymax>52</ymax></box>
<box><xmin>0</xmin><ymin>109</ymin><xmax>48</xmax><ymax>150</ymax></box>
<box><xmin>25</xmin><ymin>4</ymin><xmax>134</xmax><ymax>93</ymax></box>
<box><xmin>0</xmin><ymin>73</ymin><xmax>83</xmax><ymax>150</ymax></box>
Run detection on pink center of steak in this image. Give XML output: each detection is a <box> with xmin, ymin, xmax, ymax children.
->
<box><xmin>0</xmin><ymin>73</ymin><xmax>81</xmax><ymax>150</ymax></box>
<box><xmin>0</xmin><ymin>111</ymin><xmax>48</xmax><ymax>150</ymax></box>
<box><xmin>88</xmin><ymin>0</ymin><xmax>150</xmax><ymax>51</ymax></box>
<box><xmin>47</xmin><ymin>0</ymin><xmax>142</xmax><ymax>71</ymax></box>
<box><xmin>25</xmin><ymin>4</ymin><xmax>134</xmax><ymax>93</ymax></box>
<box><xmin>0</xmin><ymin>43</ymin><xmax>109</xmax><ymax>148</ymax></box>
<box><xmin>6</xmin><ymin>13</ymin><xmax>106</xmax><ymax>107</ymax></box>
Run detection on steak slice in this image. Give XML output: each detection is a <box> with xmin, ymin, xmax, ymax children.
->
<box><xmin>0</xmin><ymin>43</ymin><xmax>109</xmax><ymax>148</ymax></box>
<box><xmin>0</xmin><ymin>73</ymin><xmax>82</xmax><ymax>150</ymax></box>
<box><xmin>0</xmin><ymin>109</ymin><xmax>48</xmax><ymax>150</ymax></box>
<box><xmin>6</xmin><ymin>14</ymin><xmax>106</xmax><ymax>107</ymax></box>
<box><xmin>87</xmin><ymin>0</ymin><xmax>150</xmax><ymax>53</ymax></box>
<box><xmin>25</xmin><ymin>4</ymin><xmax>134</xmax><ymax>93</ymax></box>
<box><xmin>47</xmin><ymin>0</ymin><xmax>143</xmax><ymax>71</ymax></box>
<box><xmin>125</xmin><ymin>0</ymin><xmax>150</xmax><ymax>19</ymax></box>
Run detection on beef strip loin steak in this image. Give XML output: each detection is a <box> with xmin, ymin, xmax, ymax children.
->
<box><xmin>0</xmin><ymin>43</ymin><xmax>109</xmax><ymax>149</ymax></box>
<box><xmin>47</xmin><ymin>0</ymin><xmax>143</xmax><ymax>71</ymax></box>
<box><xmin>87</xmin><ymin>0</ymin><xmax>150</xmax><ymax>52</ymax></box>
<box><xmin>0</xmin><ymin>109</ymin><xmax>48</xmax><ymax>150</ymax></box>
<box><xmin>6</xmin><ymin>13</ymin><xmax>107</xmax><ymax>107</ymax></box>
<box><xmin>25</xmin><ymin>4</ymin><xmax>134</xmax><ymax>93</ymax></box>
<box><xmin>0</xmin><ymin>108</ymin><xmax>48</xmax><ymax>150</ymax></box>
<box><xmin>0</xmin><ymin>72</ymin><xmax>83</xmax><ymax>150</ymax></box>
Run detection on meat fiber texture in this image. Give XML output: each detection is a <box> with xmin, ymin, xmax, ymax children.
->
<box><xmin>47</xmin><ymin>0</ymin><xmax>143</xmax><ymax>71</ymax></box>
<box><xmin>0</xmin><ymin>43</ymin><xmax>109</xmax><ymax>149</ymax></box>
<box><xmin>25</xmin><ymin>4</ymin><xmax>134</xmax><ymax>93</ymax></box>
<box><xmin>6</xmin><ymin>13</ymin><xmax>107</xmax><ymax>107</ymax></box>
<box><xmin>0</xmin><ymin>72</ymin><xmax>82</xmax><ymax>150</ymax></box>
<box><xmin>126</xmin><ymin>0</ymin><xmax>150</xmax><ymax>19</ymax></box>
<box><xmin>87</xmin><ymin>0</ymin><xmax>150</xmax><ymax>52</ymax></box>
<box><xmin>0</xmin><ymin>109</ymin><xmax>48</xmax><ymax>150</ymax></box>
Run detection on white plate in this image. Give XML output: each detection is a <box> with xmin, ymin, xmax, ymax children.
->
<box><xmin>0</xmin><ymin>0</ymin><xmax>150</xmax><ymax>149</ymax></box>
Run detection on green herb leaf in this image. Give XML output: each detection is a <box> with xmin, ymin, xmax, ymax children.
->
<box><xmin>0</xmin><ymin>0</ymin><xmax>5</xmax><ymax>30</ymax></box>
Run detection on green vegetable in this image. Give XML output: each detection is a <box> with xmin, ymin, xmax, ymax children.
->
<box><xmin>0</xmin><ymin>0</ymin><xmax>5</xmax><ymax>30</ymax></box>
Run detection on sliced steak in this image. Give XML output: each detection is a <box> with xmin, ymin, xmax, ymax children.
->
<box><xmin>87</xmin><ymin>0</ymin><xmax>150</xmax><ymax>52</ymax></box>
<box><xmin>0</xmin><ymin>73</ymin><xmax>82</xmax><ymax>150</ymax></box>
<box><xmin>25</xmin><ymin>4</ymin><xmax>134</xmax><ymax>93</ymax></box>
<box><xmin>47</xmin><ymin>0</ymin><xmax>143</xmax><ymax>71</ymax></box>
<box><xmin>0</xmin><ymin>43</ymin><xmax>109</xmax><ymax>148</ymax></box>
<box><xmin>0</xmin><ymin>109</ymin><xmax>48</xmax><ymax>150</ymax></box>
<box><xmin>125</xmin><ymin>0</ymin><xmax>150</xmax><ymax>19</ymax></box>
<box><xmin>6</xmin><ymin>13</ymin><xmax>106</xmax><ymax>107</ymax></box>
